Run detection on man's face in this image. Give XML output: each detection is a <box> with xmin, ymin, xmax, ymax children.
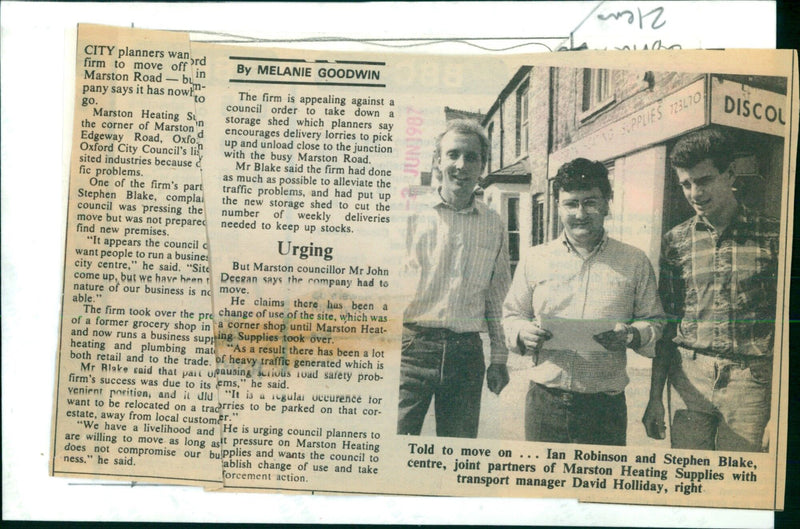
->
<box><xmin>675</xmin><ymin>158</ymin><xmax>736</xmax><ymax>222</ymax></box>
<box><xmin>437</xmin><ymin>131</ymin><xmax>484</xmax><ymax>205</ymax></box>
<box><xmin>558</xmin><ymin>187</ymin><xmax>608</xmax><ymax>248</ymax></box>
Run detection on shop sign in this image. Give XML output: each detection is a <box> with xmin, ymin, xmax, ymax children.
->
<box><xmin>710</xmin><ymin>77</ymin><xmax>786</xmax><ymax>137</ymax></box>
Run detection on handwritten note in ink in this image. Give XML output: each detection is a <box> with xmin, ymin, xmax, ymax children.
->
<box><xmin>568</xmin><ymin>1</ymin><xmax>775</xmax><ymax>51</ymax></box>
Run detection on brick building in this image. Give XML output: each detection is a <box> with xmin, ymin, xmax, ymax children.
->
<box><xmin>479</xmin><ymin>66</ymin><xmax>787</xmax><ymax>271</ymax></box>
<box><xmin>480</xmin><ymin>66</ymin><xmax>547</xmax><ymax>273</ymax></box>
<box><xmin>547</xmin><ymin>68</ymin><xmax>786</xmax><ymax>269</ymax></box>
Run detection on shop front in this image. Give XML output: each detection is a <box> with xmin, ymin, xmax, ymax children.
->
<box><xmin>547</xmin><ymin>75</ymin><xmax>787</xmax><ymax>271</ymax></box>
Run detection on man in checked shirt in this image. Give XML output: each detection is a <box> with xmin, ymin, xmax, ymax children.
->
<box><xmin>503</xmin><ymin>158</ymin><xmax>664</xmax><ymax>446</ymax></box>
<box><xmin>397</xmin><ymin>120</ymin><xmax>511</xmax><ymax>438</ymax></box>
<box><xmin>643</xmin><ymin>127</ymin><xmax>779</xmax><ymax>452</ymax></box>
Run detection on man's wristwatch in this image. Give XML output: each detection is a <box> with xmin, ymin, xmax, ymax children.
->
<box><xmin>624</xmin><ymin>325</ymin><xmax>635</xmax><ymax>346</ymax></box>
<box><xmin>624</xmin><ymin>324</ymin><xmax>642</xmax><ymax>349</ymax></box>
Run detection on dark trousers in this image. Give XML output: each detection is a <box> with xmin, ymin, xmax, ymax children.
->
<box><xmin>525</xmin><ymin>383</ymin><xmax>627</xmax><ymax>446</ymax></box>
<box><xmin>397</xmin><ymin>324</ymin><xmax>485</xmax><ymax>438</ymax></box>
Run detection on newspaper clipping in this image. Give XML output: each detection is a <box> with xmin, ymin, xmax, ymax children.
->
<box><xmin>52</xmin><ymin>26</ymin><xmax>221</xmax><ymax>486</ymax></box>
<box><xmin>52</xmin><ymin>24</ymin><xmax>797</xmax><ymax>510</ymax></box>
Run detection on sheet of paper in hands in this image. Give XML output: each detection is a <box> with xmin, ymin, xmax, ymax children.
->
<box><xmin>538</xmin><ymin>316</ymin><xmax>617</xmax><ymax>352</ymax></box>
<box><xmin>50</xmin><ymin>23</ymin><xmax>796</xmax><ymax>511</ymax></box>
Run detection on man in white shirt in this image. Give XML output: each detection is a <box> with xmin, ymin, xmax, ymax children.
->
<box><xmin>398</xmin><ymin>120</ymin><xmax>511</xmax><ymax>438</ymax></box>
<box><xmin>503</xmin><ymin>158</ymin><xmax>664</xmax><ymax>445</ymax></box>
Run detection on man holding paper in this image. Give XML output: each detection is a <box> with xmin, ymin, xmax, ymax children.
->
<box><xmin>503</xmin><ymin>158</ymin><xmax>664</xmax><ymax>446</ymax></box>
<box><xmin>397</xmin><ymin>120</ymin><xmax>511</xmax><ymax>438</ymax></box>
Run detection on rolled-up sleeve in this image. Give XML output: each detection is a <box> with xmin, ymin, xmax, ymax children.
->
<box><xmin>630</xmin><ymin>253</ymin><xmax>666</xmax><ymax>358</ymax></box>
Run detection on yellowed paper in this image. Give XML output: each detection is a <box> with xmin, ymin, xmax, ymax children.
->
<box><xmin>194</xmin><ymin>43</ymin><xmax>795</xmax><ymax>509</ymax></box>
<box><xmin>52</xmin><ymin>24</ymin><xmax>796</xmax><ymax>511</ymax></box>
<box><xmin>51</xmin><ymin>24</ymin><xmax>221</xmax><ymax>485</ymax></box>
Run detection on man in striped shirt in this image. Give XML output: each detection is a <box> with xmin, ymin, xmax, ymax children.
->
<box><xmin>503</xmin><ymin>158</ymin><xmax>664</xmax><ymax>446</ymax></box>
<box><xmin>643</xmin><ymin>127</ymin><xmax>779</xmax><ymax>452</ymax></box>
<box><xmin>397</xmin><ymin>120</ymin><xmax>511</xmax><ymax>438</ymax></box>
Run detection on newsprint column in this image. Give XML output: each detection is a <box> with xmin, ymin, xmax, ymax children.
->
<box><xmin>52</xmin><ymin>25</ymin><xmax>221</xmax><ymax>485</ymax></box>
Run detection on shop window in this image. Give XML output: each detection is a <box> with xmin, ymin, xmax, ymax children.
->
<box><xmin>732</xmin><ymin>154</ymin><xmax>766</xmax><ymax>211</ymax></box>
<box><xmin>581</xmin><ymin>68</ymin><xmax>613</xmax><ymax>118</ymax></box>
<box><xmin>516</xmin><ymin>81</ymin><xmax>529</xmax><ymax>157</ymax></box>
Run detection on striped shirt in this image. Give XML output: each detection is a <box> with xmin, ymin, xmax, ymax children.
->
<box><xmin>660</xmin><ymin>205</ymin><xmax>779</xmax><ymax>358</ymax></box>
<box><xmin>403</xmin><ymin>190</ymin><xmax>511</xmax><ymax>364</ymax></box>
<box><xmin>503</xmin><ymin>232</ymin><xmax>664</xmax><ymax>393</ymax></box>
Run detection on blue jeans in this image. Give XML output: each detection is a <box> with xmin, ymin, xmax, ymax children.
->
<box><xmin>525</xmin><ymin>383</ymin><xmax>627</xmax><ymax>446</ymax></box>
<box><xmin>669</xmin><ymin>347</ymin><xmax>771</xmax><ymax>452</ymax></box>
<box><xmin>397</xmin><ymin>324</ymin><xmax>485</xmax><ymax>438</ymax></box>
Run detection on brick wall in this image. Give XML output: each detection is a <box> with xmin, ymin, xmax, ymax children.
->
<box><xmin>552</xmin><ymin>68</ymin><xmax>702</xmax><ymax>154</ymax></box>
<box><xmin>528</xmin><ymin>67</ymin><xmax>550</xmax><ymax>195</ymax></box>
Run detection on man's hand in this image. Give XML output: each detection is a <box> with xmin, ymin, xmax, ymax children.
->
<box><xmin>486</xmin><ymin>363</ymin><xmax>509</xmax><ymax>395</ymax></box>
<box><xmin>595</xmin><ymin>323</ymin><xmax>640</xmax><ymax>352</ymax></box>
<box><xmin>642</xmin><ymin>398</ymin><xmax>666</xmax><ymax>440</ymax></box>
<box><xmin>612</xmin><ymin>322</ymin><xmax>630</xmax><ymax>345</ymax></box>
<box><xmin>517</xmin><ymin>322</ymin><xmax>552</xmax><ymax>354</ymax></box>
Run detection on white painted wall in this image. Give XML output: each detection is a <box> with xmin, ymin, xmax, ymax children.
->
<box><xmin>607</xmin><ymin>146</ymin><xmax>666</xmax><ymax>273</ymax></box>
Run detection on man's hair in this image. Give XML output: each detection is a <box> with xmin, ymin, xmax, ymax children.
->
<box><xmin>669</xmin><ymin>126</ymin><xmax>736</xmax><ymax>173</ymax></box>
<box><xmin>434</xmin><ymin>119</ymin><xmax>489</xmax><ymax>168</ymax></box>
<box><xmin>553</xmin><ymin>158</ymin><xmax>612</xmax><ymax>201</ymax></box>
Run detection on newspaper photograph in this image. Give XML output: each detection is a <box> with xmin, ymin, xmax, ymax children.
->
<box><xmin>51</xmin><ymin>24</ymin><xmax>797</xmax><ymax>510</ymax></box>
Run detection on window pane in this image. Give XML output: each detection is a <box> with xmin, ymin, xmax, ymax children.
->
<box><xmin>509</xmin><ymin>232</ymin><xmax>520</xmax><ymax>263</ymax></box>
<box><xmin>537</xmin><ymin>203</ymin><xmax>545</xmax><ymax>244</ymax></box>
<box><xmin>522</xmin><ymin>127</ymin><xmax>528</xmax><ymax>154</ymax></box>
<box><xmin>599</xmin><ymin>69</ymin><xmax>609</xmax><ymax>101</ymax></box>
<box><xmin>593</xmin><ymin>70</ymin><xmax>599</xmax><ymax>102</ymax></box>
<box><xmin>582</xmin><ymin>68</ymin><xmax>592</xmax><ymax>111</ymax></box>
<box><xmin>508</xmin><ymin>197</ymin><xmax>519</xmax><ymax>231</ymax></box>
<box><xmin>583</xmin><ymin>69</ymin><xmax>611</xmax><ymax>114</ymax></box>
<box><xmin>516</xmin><ymin>82</ymin><xmax>529</xmax><ymax>157</ymax></box>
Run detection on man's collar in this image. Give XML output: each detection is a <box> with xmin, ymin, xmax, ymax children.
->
<box><xmin>560</xmin><ymin>229</ymin><xmax>608</xmax><ymax>256</ymax></box>
<box><xmin>426</xmin><ymin>187</ymin><xmax>479</xmax><ymax>213</ymax></box>
<box><xmin>693</xmin><ymin>202</ymin><xmax>748</xmax><ymax>232</ymax></box>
